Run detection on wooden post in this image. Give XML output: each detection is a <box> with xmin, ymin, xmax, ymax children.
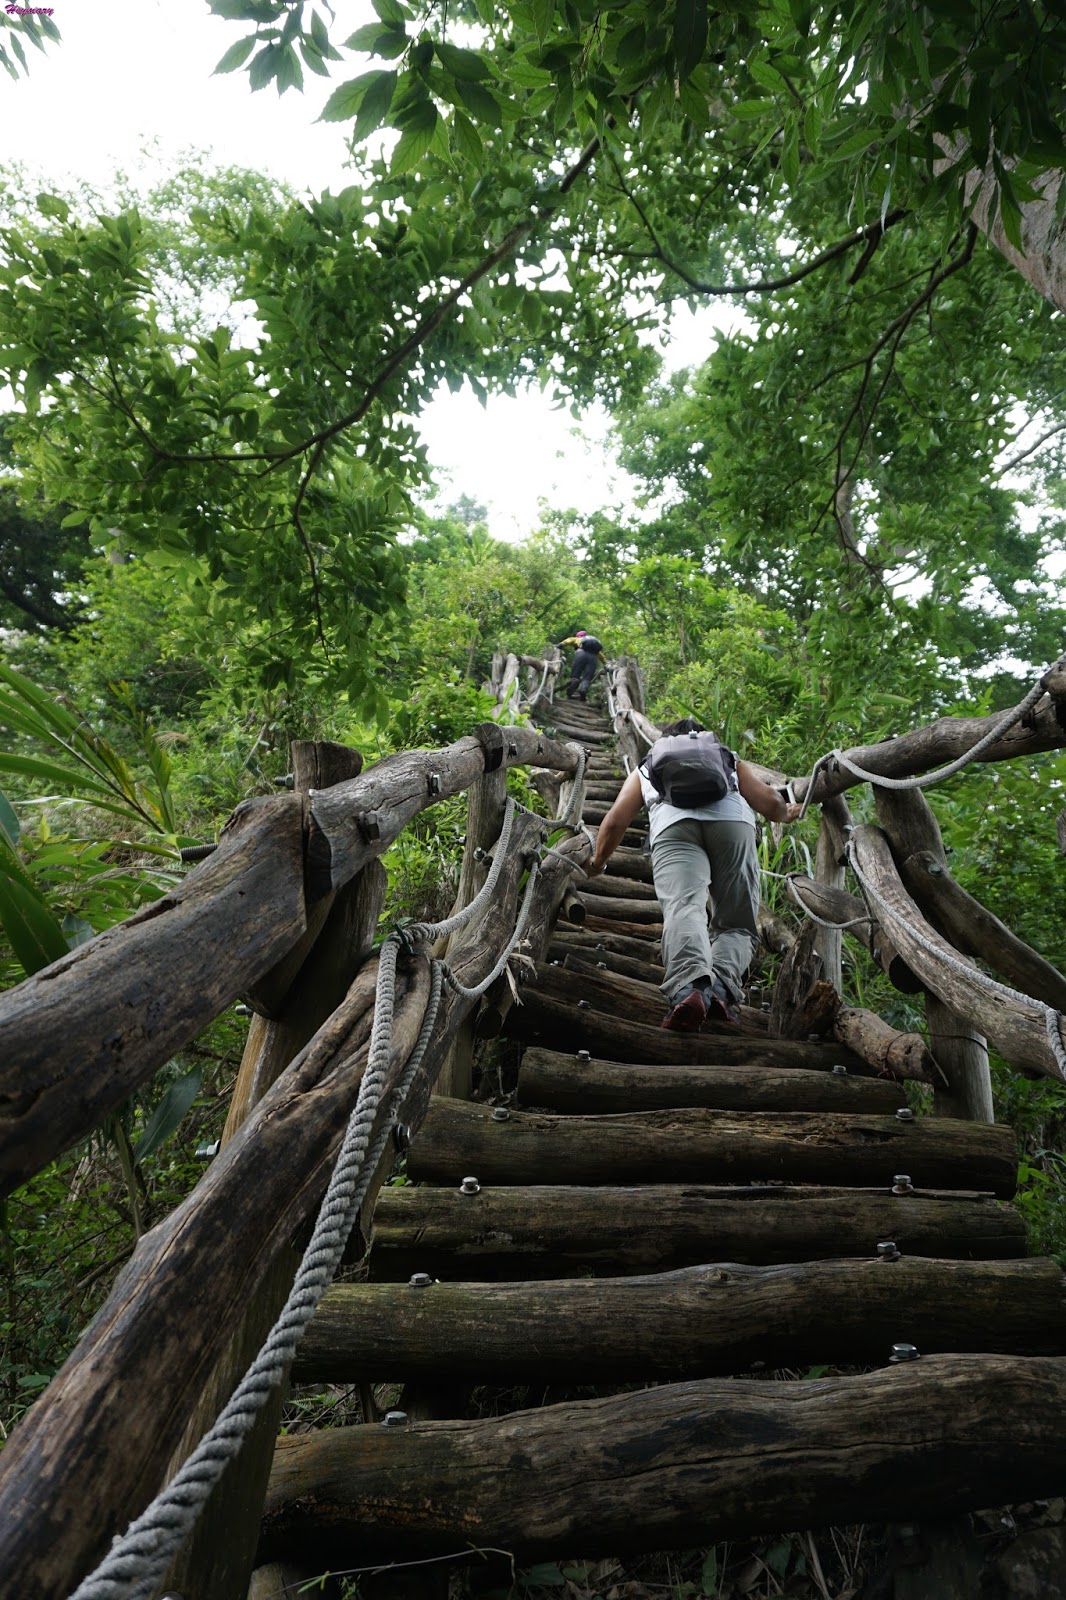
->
<box><xmin>433</xmin><ymin>762</ymin><xmax>509</xmax><ymax>1100</ymax></box>
<box><xmin>161</xmin><ymin>742</ymin><xmax>386</xmax><ymax>1600</ymax></box>
<box><xmin>812</xmin><ymin>795</ymin><xmax>851</xmax><ymax>994</ymax></box>
<box><xmin>874</xmin><ymin>788</ymin><xmax>994</xmax><ymax>1122</ymax></box>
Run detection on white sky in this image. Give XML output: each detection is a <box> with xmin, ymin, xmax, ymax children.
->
<box><xmin>2</xmin><ymin>0</ymin><xmax>726</xmax><ymax>540</ymax></box>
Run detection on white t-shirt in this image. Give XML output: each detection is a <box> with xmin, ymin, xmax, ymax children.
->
<box><xmin>638</xmin><ymin>765</ymin><xmax>756</xmax><ymax>847</ymax></box>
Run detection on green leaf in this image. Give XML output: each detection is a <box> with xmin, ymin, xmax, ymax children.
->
<box><xmin>451</xmin><ymin>109</ymin><xmax>484</xmax><ymax>164</ymax></box>
<box><xmin>319</xmin><ymin>68</ymin><xmax>394</xmax><ymax>124</ymax></box>
<box><xmin>133</xmin><ymin>1063</ymin><xmax>203</xmax><ymax>1164</ymax></box>
<box><xmin>372</xmin><ymin>0</ymin><xmax>407</xmax><ymax>21</ymax></box>
<box><xmin>0</xmin><ymin>789</ymin><xmax>20</xmax><ymax>851</ymax></box>
<box><xmin>456</xmin><ymin>78</ymin><xmax>502</xmax><ymax>126</ymax></box>
<box><xmin>248</xmin><ymin>43</ymin><xmax>281</xmax><ymax>91</ymax></box>
<box><xmin>35</xmin><ymin>192</ymin><xmax>69</xmax><ymax>221</ymax></box>
<box><xmin>0</xmin><ymin>866</ymin><xmax>69</xmax><ymax>975</ymax></box>
<box><xmin>390</xmin><ymin>101</ymin><xmax>438</xmax><ymax>174</ymax></box>
<box><xmin>0</xmin><ymin>752</ymin><xmax>116</xmax><ymax>800</ymax></box>
<box><xmin>434</xmin><ymin>40</ymin><xmax>490</xmax><ymax>80</ymax></box>
<box><xmin>672</xmin><ymin>0</ymin><xmax>707</xmax><ymax>83</ymax></box>
<box><xmin>214</xmin><ymin>34</ymin><xmax>256</xmax><ymax>73</ymax></box>
<box><xmin>60</xmin><ymin>509</ymin><xmax>89</xmax><ymax>527</ymax></box>
<box><xmin>353</xmin><ymin>69</ymin><xmax>398</xmax><ymax>140</ymax></box>
<box><xmin>529</xmin><ymin>0</ymin><xmax>553</xmax><ymax>44</ymax></box>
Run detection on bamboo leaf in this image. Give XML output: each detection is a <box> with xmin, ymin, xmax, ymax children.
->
<box><xmin>0</xmin><ymin>865</ymin><xmax>69</xmax><ymax>975</ymax></box>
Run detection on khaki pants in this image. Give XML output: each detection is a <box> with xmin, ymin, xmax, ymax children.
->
<box><xmin>650</xmin><ymin>818</ymin><xmax>760</xmax><ymax>1005</ymax></box>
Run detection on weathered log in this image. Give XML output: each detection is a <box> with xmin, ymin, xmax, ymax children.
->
<box><xmin>0</xmin><ymin>954</ymin><xmax>431</xmax><ymax>1600</ymax></box>
<box><xmin>433</xmin><ymin>764</ymin><xmax>509</xmax><ymax>1100</ymax></box>
<box><xmin>576</xmin><ymin>890</ymin><xmax>661</xmax><ymax>923</ymax></box>
<box><xmin>552</xmin><ymin>941</ymin><xmax>662</xmax><ymax>987</ymax></box>
<box><xmin>926</xmin><ymin>991</ymin><xmax>994</xmax><ymax>1123</ymax></box>
<box><xmin>559</xmin><ymin>887</ymin><xmax>587</xmax><ymax>924</ymax></box>
<box><xmin>164</xmin><ymin>750</ymin><xmax>384</xmax><ymax>1600</ymax></box>
<box><xmin>581</xmin><ymin>911</ymin><xmax>663</xmax><ymax>939</ymax></box>
<box><xmin>508</xmin><ymin>988</ymin><xmax>863</xmax><ymax>1071</ymax></box>
<box><xmin>585</xmin><ymin>781</ymin><xmax>626</xmax><ymax>801</ymax></box>
<box><xmin>833</xmin><ymin>1005</ymin><xmax>945</xmax><ymax>1085</ymax></box>
<box><xmin>308</xmin><ymin>724</ymin><xmax>581</xmax><ymax>893</ymax></box>
<box><xmin>292</xmin><ymin>1257</ymin><xmax>1066</xmax><ymax>1385</ymax></box>
<box><xmin>874</xmin><ymin>787</ymin><xmax>994</xmax><ymax>1120</ymax></box>
<box><xmin>851</xmin><ymin>825</ymin><xmax>1066</xmax><ymax>1082</ymax></box>
<box><xmin>757</xmin><ymin>902</ymin><xmax>797</xmax><ymax>954</ymax></box>
<box><xmin>876</xmin><ymin>784</ymin><xmax>1066</xmax><ymax>1014</ymax></box>
<box><xmin>813</xmin><ymin>795</ymin><xmax>851</xmax><ymax>993</ymax></box>
<box><xmin>533</xmin><ymin>961</ymin><xmax>672</xmax><ymax>1029</ymax></box>
<box><xmin>516</xmin><ymin>1046</ymin><xmax>905</xmax><ymax>1114</ymax></box>
<box><xmin>0</xmin><ymin>794</ymin><xmax>307</xmax><ymax>1199</ymax></box>
<box><xmin>261</xmin><ymin>1354</ymin><xmax>1066</xmax><ymax>1567</ymax></box>
<box><xmin>549</xmin><ymin>926</ymin><xmax>660</xmax><ymax>963</ymax></box>
<box><xmin>784</xmin><ymin>875</ymin><xmax>923</xmax><ymax>993</ymax></box>
<box><xmin>606</xmin><ymin>845</ymin><xmax>654</xmax><ymax>882</ymax></box>
<box><xmin>242</xmin><ymin>743</ymin><xmax>364</xmax><ymax>1019</ymax></box>
<box><xmin>474</xmin><ymin>832</ymin><xmax>592</xmax><ymax>1042</ymax></box>
<box><xmin>368</xmin><ymin>1183</ymin><xmax>1024</xmax><ymax>1280</ymax></box>
<box><xmin>408</xmin><ymin>1098</ymin><xmax>1017</xmax><ymax>1196</ymax></box>
<box><xmin>798</xmin><ymin>682</ymin><xmax>1066</xmax><ymax>807</ymax></box>
<box><xmin>769</xmin><ymin>923</ymin><xmax>825</xmax><ymax>1038</ymax></box>
<box><xmin>579</xmin><ymin>873</ymin><xmax>658</xmax><ymax>901</ymax></box>
<box><xmin>902</xmin><ymin>848</ymin><xmax>1066</xmax><ymax>1011</ymax></box>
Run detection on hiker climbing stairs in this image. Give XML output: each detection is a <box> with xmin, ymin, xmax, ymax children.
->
<box><xmin>258</xmin><ymin>682</ymin><xmax>1066</xmax><ymax>1580</ymax></box>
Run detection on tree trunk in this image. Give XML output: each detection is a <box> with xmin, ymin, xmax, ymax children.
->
<box><xmin>408</xmin><ymin>1096</ymin><xmax>1015</xmax><ymax>1195</ymax></box>
<box><xmin>517</xmin><ymin>1044</ymin><xmax>905</xmax><ymax>1114</ymax></box>
<box><xmin>813</xmin><ymin>795</ymin><xmax>852</xmax><ymax>992</ymax></box>
<box><xmin>0</xmin><ymin>794</ymin><xmax>307</xmax><ymax>1200</ymax></box>
<box><xmin>292</xmin><ymin>1256</ymin><xmax>1066</xmax><ymax>1386</ymax></box>
<box><xmin>0</xmin><ymin>956</ymin><xmax>432</xmax><ymax>1600</ymax></box>
<box><xmin>368</xmin><ymin>1183</ymin><xmax>1025</xmax><ymax>1281</ymax></box>
<box><xmin>852</xmin><ymin>825</ymin><xmax>1064</xmax><ymax>1082</ymax></box>
<box><xmin>163</xmin><ymin>746</ymin><xmax>382</xmax><ymax>1600</ymax></box>
<box><xmin>507</xmin><ymin>987</ymin><xmax>863</xmax><ymax>1071</ymax></box>
<box><xmin>832</xmin><ymin>1006</ymin><xmax>945</xmax><ymax>1085</ymax></box>
<box><xmin>260</xmin><ymin>1356</ymin><xmax>1066</xmax><ymax>1568</ymax></box>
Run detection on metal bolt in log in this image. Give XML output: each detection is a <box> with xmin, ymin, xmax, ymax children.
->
<box><xmin>892</xmin><ymin>1174</ymin><xmax>914</xmax><ymax>1195</ymax></box>
<box><xmin>890</xmin><ymin>1344</ymin><xmax>920</xmax><ymax>1363</ymax></box>
<box><xmin>460</xmin><ymin>1176</ymin><xmax>481</xmax><ymax>1195</ymax></box>
<box><xmin>382</xmin><ymin>1411</ymin><xmax>409</xmax><ymax>1427</ymax></box>
<box><xmin>393</xmin><ymin>1123</ymin><xmax>411</xmax><ymax>1153</ymax></box>
<box><xmin>832</xmin><ymin>1065</ymin><xmax>848</xmax><ymax>1076</ymax></box>
<box><xmin>577</xmin><ymin>1049</ymin><xmax>591</xmax><ymax>1062</ymax></box>
<box><xmin>896</xmin><ymin>1107</ymin><xmax>915</xmax><ymax>1122</ymax></box>
<box><xmin>491</xmin><ymin>1107</ymin><xmax>511</xmax><ymax>1123</ymax></box>
<box><xmin>408</xmin><ymin>1274</ymin><xmax>433</xmax><ymax>1289</ymax></box>
<box><xmin>877</xmin><ymin>1241</ymin><xmax>902</xmax><ymax>1260</ymax></box>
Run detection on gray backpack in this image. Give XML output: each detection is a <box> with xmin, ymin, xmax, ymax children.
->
<box><xmin>646</xmin><ymin>730</ymin><xmax>737</xmax><ymax>809</ymax></box>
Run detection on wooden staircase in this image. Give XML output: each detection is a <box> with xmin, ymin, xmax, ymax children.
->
<box><xmin>260</xmin><ymin>696</ymin><xmax>1066</xmax><ymax>1586</ymax></box>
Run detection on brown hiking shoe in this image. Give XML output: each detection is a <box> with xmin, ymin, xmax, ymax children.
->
<box><xmin>660</xmin><ymin>991</ymin><xmax>707</xmax><ymax>1032</ymax></box>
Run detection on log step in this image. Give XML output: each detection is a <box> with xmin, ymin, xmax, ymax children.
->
<box><xmin>368</xmin><ymin>1183</ymin><xmax>1026</xmax><ymax>1280</ymax></box>
<box><xmin>518</xmin><ymin>1045</ymin><xmax>906</xmax><ymax>1115</ymax></box>
<box><xmin>263</xmin><ymin>1355</ymin><xmax>1066</xmax><ymax>1569</ymax></box>
<box><xmin>509</xmin><ymin>991</ymin><xmax>863</xmax><ymax>1071</ymax></box>
<box><xmin>292</xmin><ymin>1257</ymin><xmax>1066</xmax><ymax>1385</ymax></box>
<box><xmin>409</xmin><ymin>1098</ymin><xmax>1018</xmax><ymax>1196</ymax></box>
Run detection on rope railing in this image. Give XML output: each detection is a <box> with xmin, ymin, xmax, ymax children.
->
<box><xmin>67</xmin><ymin>778</ymin><xmax>574</xmax><ymax>1599</ymax></box>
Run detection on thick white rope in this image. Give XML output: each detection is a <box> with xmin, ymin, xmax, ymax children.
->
<box><xmin>72</xmin><ymin>945</ymin><xmax>445</xmax><ymax>1600</ymax></box>
<box><xmin>796</xmin><ymin>657</ymin><xmax>1066</xmax><ymax>820</ymax></box>
<box><xmin>846</xmin><ymin>842</ymin><xmax>1066</xmax><ymax>1081</ymax></box>
<box><xmin>762</xmin><ymin>868</ymin><xmax>873</xmax><ymax>932</ymax></box>
<box><xmin>71</xmin><ymin>773</ymin><xmax>569</xmax><ymax>1597</ymax></box>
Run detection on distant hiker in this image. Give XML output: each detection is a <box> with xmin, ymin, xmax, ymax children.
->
<box><xmin>584</xmin><ymin>717</ymin><xmax>802</xmax><ymax>1031</ymax></box>
<box><xmin>559</xmin><ymin>629</ymin><xmax>603</xmax><ymax>701</ymax></box>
